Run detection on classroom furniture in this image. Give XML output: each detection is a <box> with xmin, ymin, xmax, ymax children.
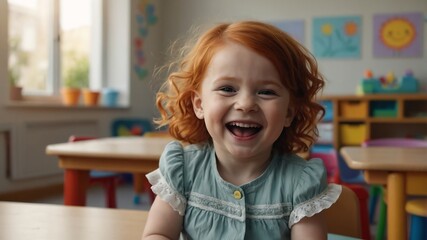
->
<box><xmin>45</xmin><ymin>136</ymin><xmax>172</xmax><ymax>206</ymax></box>
<box><xmin>310</xmin><ymin>151</ymin><xmax>371</xmax><ymax>240</ymax></box>
<box><xmin>319</xmin><ymin>94</ymin><xmax>427</xmax><ymax>150</ymax></box>
<box><xmin>362</xmin><ymin>138</ymin><xmax>427</xmax><ymax>240</ymax></box>
<box><xmin>0</xmin><ymin>201</ymin><xmax>147</xmax><ymax>240</ymax></box>
<box><xmin>406</xmin><ymin>198</ymin><xmax>427</xmax><ymax>240</ymax></box>
<box><xmin>68</xmin><ymin>135</ymin><xmax>122</xmax><ymax>208</ymax></box>
<box><xmin>0</xmin><ymin>201</ymin><xmax>359</xmax><ymax>240</ymax></box>
<box><xmin>111</xmin><ymin>118</ymin><xmax>155</xmax><ymax>205</ymax></box>
<box><xmin>340</xmin><ymin>146</ymin><xmax>427</xmax><ymax>240</ymax></box>
<box><xmin>323</xmin><ymin>185</ymin><xmax>362</xmax><ymax>239</ymax></box>
<box><xmin>310</xmin><ymin>151</ymin><xmax>340</xmax><ymax>183</ymax></box>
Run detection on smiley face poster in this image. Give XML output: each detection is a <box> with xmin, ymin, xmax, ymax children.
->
<box><xmin>373</xmin><ymin>12</ymin><xmax>423</xmax><ymax>58</ymax></box>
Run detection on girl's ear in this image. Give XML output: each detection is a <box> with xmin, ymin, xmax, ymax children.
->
<box><xmin>284</xmin><ymin>106</ymin><xmax>294</xmax><ymax>127</ymax></box>
<box><xmin>192</xmin><ymin>91</ymin><xmax>204</xmax><ymax>119</ymax></box>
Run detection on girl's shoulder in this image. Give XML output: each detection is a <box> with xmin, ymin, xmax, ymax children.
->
<box><xmin>159</xmin><ymin>141</ymin><xmax>214</xmax><ymax>179</ymax></box>
<box><xmin>272</xmin><ymin>152</ymin><xmax>328</xmax><ymax>195</ymax></box>
<box><xmin>161</xmin><ymin>140</ymin><xmax>213</xmax><ymax>164</ymax></box>
<box><xmin>275</xmin><ymin>153</ymin><xmax>325</xmax><ymax>176</ymax></box>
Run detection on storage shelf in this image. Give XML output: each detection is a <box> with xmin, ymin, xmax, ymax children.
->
<box><xmin>319</xmin><ymin>94</ymin><xmax>427</xmax><ymax>149</ymax></box>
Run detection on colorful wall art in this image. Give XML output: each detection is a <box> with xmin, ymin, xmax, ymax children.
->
<box><xmin>270</xmin><ymin>20</ymin><xmax>305</xmax><ymax>44</ymax></box>
<box><xmin>312</xmin><ymin>16</ymin><xmax>362</xmax><ymax>58</ymax></box>
<box><xmin>134</xmin><ymin>0</ymin><xmax>158</xmax><ymax>80</ymax></box>
<box><xmin>373</xmin><ymin>12</ymin><xmax>423</xmax><ymax>58</ymax></box>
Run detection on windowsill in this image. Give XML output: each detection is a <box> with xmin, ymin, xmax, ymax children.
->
<box><xmin>6</xmin><ymin>96</ymin><xmax>129</xmax><ymax>110</ymax></box>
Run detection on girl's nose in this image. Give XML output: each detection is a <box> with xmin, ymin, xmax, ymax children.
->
<box><xmin>234</xmin><ymin>93</ymin><xmax>259</xmax><ymax>112</ymax></box>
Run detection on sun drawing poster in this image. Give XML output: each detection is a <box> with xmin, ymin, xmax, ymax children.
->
<box><xmin>312</xmin><ymin>16</ymin><xmax>361</xmax><ymax>58</ymax></box>
<box><xmin>373</xmin><ymin>12</ymin><xmax>423</xmax><ymax>58</ymax></box>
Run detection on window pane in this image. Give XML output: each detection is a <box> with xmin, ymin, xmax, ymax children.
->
<box><xmin>8</xmin><ymin>0</ymin><xmax>50</xmax><ymax>94</ymax></box>
<box><xmin>60</xmin><ymin>0</ymin><xmax>91</xmax><ymax>89</ymax></box>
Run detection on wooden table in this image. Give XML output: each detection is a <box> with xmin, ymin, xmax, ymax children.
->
<box><xmin>340</xmin><ymin>146</ymin><xmax>427</xmax><ymax>240</ymax></box>
<box><xmin>0</xmin><ymin>201</ymin><xmax>147</xmax><ymax>240</ymax></box>
<box><xmin>0</xmin><ymin>201</ymin><xmax>358</xmax><ymax>240</ymax></box>
<box><xmin>46</xmin><ymin>136</ymin><xmax>172</xmax><ymax>206</ymax></box>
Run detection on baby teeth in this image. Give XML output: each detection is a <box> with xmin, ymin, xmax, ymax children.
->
<box><xmin>230</xmin><ymin>122</ymin><xmax>259</xmax><ymax>128</ymax></box>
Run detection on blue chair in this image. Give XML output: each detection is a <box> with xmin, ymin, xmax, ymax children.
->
<box><xmin>111</xmin><ymin>118</ymin><xmax>153</xmax><ymax>137</ymax></box>
<box><xmin>406</xmin><ymin>198</ymin><xmax>427</xmax><ymax>240</ymax></box>
<box><xmin>111</xmin><ymin>118</ymin><xmax>155</xmax><ymax>205</ymax></box>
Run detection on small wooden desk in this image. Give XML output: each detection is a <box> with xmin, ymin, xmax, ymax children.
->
<box><xmin>340</xmin><ymin>146</ymin><xmax>427</xmax><ymax>240</ymax></box>
<box><xmin>0</xmin><ymin>201</ymin><xmax>147</xmax><ymax>240</ymax></box>
<box><xmin>46</xmin><ymin>136</ymin><xmax>172</xmax><ymax>206</ymax></box>
<box><xmin>0</xmin><ymin>201</ymin><xmax>358</xmax><ymax>240</ymax></box>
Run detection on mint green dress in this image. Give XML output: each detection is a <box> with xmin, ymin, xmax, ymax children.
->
<box><xmin>146</xmin><ymin>141</ymin><xmax>341</xmax><ymax>240</ymax></box>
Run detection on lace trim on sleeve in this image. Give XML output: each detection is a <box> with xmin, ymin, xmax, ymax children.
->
<box><xmin>146</xmin><ymin>169</ymin><xmax>187</xmax><ymax>216</ymax></box>
<box><xmin>289</xmin><ymin>183</ymin><xmax>342</xmax><ymax>228</ymax></box>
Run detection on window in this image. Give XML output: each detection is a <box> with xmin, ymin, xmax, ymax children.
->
<box><xmin>6</xmin><ymin>0</ymin><xmax>131</xmax><ymax>106</ymax></box>
<box><xmin>8</xmin><ymin>0</ymin><xmax>96</xmax><ymax>97</ymax></box>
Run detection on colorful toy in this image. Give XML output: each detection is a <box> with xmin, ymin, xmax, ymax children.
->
<box><xmin>359</xmin><ymin>69</ymin><xmax>419</xmax><ymax>94</ymax></box>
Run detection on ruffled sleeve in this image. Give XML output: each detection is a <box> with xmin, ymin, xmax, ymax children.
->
<box><xmin>145</xmin><ymin>141</ymin><xmax>187</xmax><ymax>216</ymax></box>
<box><xmin>288</xmin><ymin>158</ymin><xmax>341</xmax><ymax>227</ymax></box>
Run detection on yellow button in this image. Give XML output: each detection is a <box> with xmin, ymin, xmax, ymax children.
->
<box><xmin>233</xmin><ymin>190</ymin><xmax>242</xmax><ymax>199</ymax></box>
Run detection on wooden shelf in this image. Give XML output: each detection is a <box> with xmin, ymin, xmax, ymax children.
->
<box><xmin>318</xmin><ymin>94</ymin><xmax>427</xmax><ymax>149</ymax></box>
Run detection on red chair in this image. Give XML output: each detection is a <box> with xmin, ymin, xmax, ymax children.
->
<box><xmin>68</xmin><ymin>135</ymin><xmax>121</xmax><ymax>208</ymax></box>
<box><xmin>310</xmin><ymin>150</ymin><xmax>371</xmax><ymax>240</ymax></box>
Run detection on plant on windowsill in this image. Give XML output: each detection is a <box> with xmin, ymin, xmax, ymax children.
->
<box><xmin>61</xmin><ymin>56</ymin><xmax>100</xmax><ymax>106</ymax></box>
<box><xmin>9</xmin><ymin>67</ymin><xmax>23</xmax><ymax>101</ymax></box>
<box><xmin>9</xmin><ymin>37</ymin><xmax>26</xmax><ymax>101</ymax></box>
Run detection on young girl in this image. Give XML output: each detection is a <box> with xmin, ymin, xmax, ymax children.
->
<box><xmin>143</xmin><ymin>21</ymin><xmax>341</xmax><ymax>240</ymax></box>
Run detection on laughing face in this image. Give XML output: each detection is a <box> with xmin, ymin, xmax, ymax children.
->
<box><xmin>192</xmin><ymin>42</ymin><xmax>294</xmax><ymax>163</ymax></box>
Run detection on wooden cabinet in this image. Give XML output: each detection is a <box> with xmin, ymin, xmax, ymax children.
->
<box><xmin>318</xmin><ymin>94</ymin><xmax>427</xmax><ymax>149</ymax></box>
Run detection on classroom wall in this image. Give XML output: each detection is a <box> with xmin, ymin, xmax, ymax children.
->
<box><xmin>158</xmin><ymin>0</ymin><xmax>427</xmax><ymax>95</ymax></box>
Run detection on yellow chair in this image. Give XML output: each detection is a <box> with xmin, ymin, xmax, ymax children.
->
<box><xmin>323</xmin><ymin>185</ymin><xmax>362</xmax><ymax>239</ymax></box>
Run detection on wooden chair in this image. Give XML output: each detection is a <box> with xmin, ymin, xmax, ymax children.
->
<box><xmin>323</xmin><ymin>185</ymin><xmax>362</xmax><ymax>239</ymax></box>
<box><xmin>310</xmin><ymin>150</ymin><xmax>371</xmax><ymax>240</ymax></box>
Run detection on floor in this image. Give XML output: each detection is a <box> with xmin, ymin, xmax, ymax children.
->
<box><xmin>32</xmin><ymin>182</ymin><xmax>152</xmax><ymax>211</ymax></box>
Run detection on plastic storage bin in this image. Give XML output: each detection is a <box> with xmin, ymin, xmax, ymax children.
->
<box><xmin>340</xmin><ymin>101</ymin><xmax>368</xmax><ymax>118</ymax></box>
<box><xmin>340</xmin><ymin>124</ymin><xmax>367</xmax><ymax>145</ymax></box>
<box><xmin>371</xmin><ymin>101</ymin><xmax>397</xmax><ymax>118</ymax></box>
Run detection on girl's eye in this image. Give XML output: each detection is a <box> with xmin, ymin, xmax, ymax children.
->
<box><xmin>258</xmin><ymin>89</ymin><xmax>277</xmax><ymax>96</ymax></box>
<box><xmin>219</xmin><ymin>86</ymin><xmax>235</xmax><ymax>93</ymax></box>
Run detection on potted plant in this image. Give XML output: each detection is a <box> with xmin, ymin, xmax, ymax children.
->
<box><xmin>8</xmin><ymin>37</ymin><xmax>26</xmax><ymax>101</ymax></box>
<box><xmin>9</xmin><ymin>67</ymin><xmax>23</xmax><ymax>101</ymax></box>
<box><xmin>61</xmin><ymin>55</ymin><xmax>98</xmax><ymax>106</ymax></box>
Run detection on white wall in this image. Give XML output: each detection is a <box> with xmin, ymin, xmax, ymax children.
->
<box><xmin>159</xmin><ymin>0</ymin><xmax>427</xmax><ymax>94</ymax></box>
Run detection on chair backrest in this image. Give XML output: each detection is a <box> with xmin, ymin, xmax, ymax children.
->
<box><xmin>322</xmin><ymin>185</ymin><xmax>362</xmax><ymax>238</ymax></box>
<box><xmin>362</xmin><ymin>138</ymin><xmax>427</xmax><ymax>147</ymax></box>
<box><xmin>310</xmin><ymin>150</ymin><xmax>340</xmax><ymax>183</ymax></box>
<box><xmin>111</xmin><ymin>118</ymin><xmax>153</xmax><ymax>137</ymax></box>
<box><xmin>68</xmin><ymin>135</ymin><xmax>96</xmax><ymax>142</ymax></box>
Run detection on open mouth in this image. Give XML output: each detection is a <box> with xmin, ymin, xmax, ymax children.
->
<box><xmin>226</xmin><ymin>122</ymin><xmax>262</xmax><ymax>138</ymax></box>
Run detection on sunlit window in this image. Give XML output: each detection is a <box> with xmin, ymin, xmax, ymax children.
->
<box><xmin>8</xmin><ymin>0</ymin><xmax>94</xmax><ymax>96</ymax></box>
<box><xmin>60</xmin><ymin>0</ymin><xmax>91</xmax><ymax>90</ymax></box>
<box><xmin>8</xmin><ymin>0</ymin><xmax>50</xmax><ymax>94</ymax></box>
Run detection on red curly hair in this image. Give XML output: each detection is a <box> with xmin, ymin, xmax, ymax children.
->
<box><xmin>156</xmin><ymin>21</ymin><xmax>325</xmax><ymax>154</ymax></box>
